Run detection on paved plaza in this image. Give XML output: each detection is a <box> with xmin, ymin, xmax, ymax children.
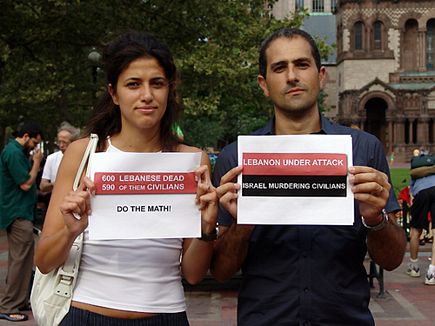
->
<box><xmin>1</xmin><ymin>230</ymin><xmax>435</xmax><ymax>325</ymax></box>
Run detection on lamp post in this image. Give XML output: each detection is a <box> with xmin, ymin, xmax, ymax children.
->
<box><xmin>88</xmin><ymin>48</ymin><xmax>101</xmax><ymax>85</ymax></box>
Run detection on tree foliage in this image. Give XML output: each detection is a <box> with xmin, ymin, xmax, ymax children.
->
<box><xmin>0</xmin><ymin>0</ymin><xmax>331</xmax><ymax>150</ymax></box>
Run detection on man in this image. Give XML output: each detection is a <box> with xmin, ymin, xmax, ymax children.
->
<box><xmin>39</xmin><ymin>121</ymin><xmax>80</xmax><ymax>193</ymax></box>
<box><xmin>211</xmin><ymin>28</ymin><xmax>406</xmax><ymax>325</ymax></box>
<box><xmin>0</xmin><ymin>122</ymin><xmax>43</xmax><ymax>322</ymax></box>
<box><xmin>406</xmin><ymin>153</ymin><xmax>435</xmax><ymax>285</ymax></box>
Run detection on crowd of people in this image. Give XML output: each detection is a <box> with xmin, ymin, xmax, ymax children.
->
<box><xmin>0</xmin><ymin>27</ymin><xmax>430</xmax><ymax>325</ymax></box>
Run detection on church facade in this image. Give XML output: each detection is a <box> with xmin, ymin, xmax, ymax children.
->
<box><xmin>273</xmin><ymin>0</ymin><xmax>435</xmax><ymax>161</ymax></box>
<box><xmin>337</xmin><ymin>0</ymin><xmax>435</xmax><ymax>161</ymax></box>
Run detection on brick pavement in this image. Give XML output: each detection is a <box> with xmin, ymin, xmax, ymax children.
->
<box><xmin>1</xmin><ymin>230</ymin><xmax>435</xmax><ymax>325</ymax></box>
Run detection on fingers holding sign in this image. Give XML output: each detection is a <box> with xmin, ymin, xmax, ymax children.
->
<box><xmin>195</xmin><ymin>165</ymin><xmax>218</xmax><ymax>232</ymax></box>
<box><xmin>216</xmin><ymin>166</ymin><xmax>243</xmax><ymax>220</ymax></box>
<box><xmin>348</xmin><ymin>166</ymin><xmax>390</xmax><ymax>223</ymax></box>
<box><xmin>59</xmin><ymin>176</ymin><xmax>95</xmax><ymax>237</ymax></box>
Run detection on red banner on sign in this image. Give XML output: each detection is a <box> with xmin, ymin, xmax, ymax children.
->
<box><xmin>242</xmin><ymin>153</ymin><xmax>348</xmax><ymax>176</ymax></box>
<box><xmin>94</xmin><ymin>172</ymin><xmax>197</xmax><ymax>195</ymax></box>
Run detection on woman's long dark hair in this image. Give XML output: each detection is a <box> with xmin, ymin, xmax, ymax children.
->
<box><xmin>84</xmin><ymin>31</ymin><xmax>181</xmax><ymax>151</ymax></box>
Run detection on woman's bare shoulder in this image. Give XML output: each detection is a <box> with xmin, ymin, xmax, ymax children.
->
<box><xmin>177</xmin><ymin>143</ymin><xmax>203</xmax><ymax>153</ymax></box>
<box><xmin>62</xmin><ymin>137</ymin><xmax>94</xmax><ymax>162</ymax></box>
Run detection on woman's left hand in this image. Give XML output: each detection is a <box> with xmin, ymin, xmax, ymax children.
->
<box><xmin>195</xmin><ymin>165</ymin><xmax>218</xmax><ymax>234</ymax></box>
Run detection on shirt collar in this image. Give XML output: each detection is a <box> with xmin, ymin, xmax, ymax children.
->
<box><xmin>10</xmin><ymin>138</ymin><xmax>24</xmax><ymax>149</ymax></box>
<box><xmin>257</xmin><ymin>113</ymin><xmax>332</xmax><ymax>135</ymax></box>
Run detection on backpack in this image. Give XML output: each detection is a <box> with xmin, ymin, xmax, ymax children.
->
<box><xmin>411</xmin><ymin>154</ymin><xmax>435</xmax><ymax>169</ymax></box>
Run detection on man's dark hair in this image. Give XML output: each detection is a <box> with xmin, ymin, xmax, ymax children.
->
<box><xmin>259</xmin><ymin>28</ymin><xmax>322</xmax><ymax>78</ymax></box>
<box><xmin>13</xmin><ymin>121</ymin><xmax>43</xmax><ymax>138</ymax></box>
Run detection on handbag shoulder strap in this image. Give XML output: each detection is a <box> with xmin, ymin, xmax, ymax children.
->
<box><xmin>56</xmin><ymin>134</ymin><xmax>98</xmax><ymax>298</ymax></box>
<box><xmin>73</xmin><ymin>133</ymin><xmax>98</xmax><ymax>191</ymax></box>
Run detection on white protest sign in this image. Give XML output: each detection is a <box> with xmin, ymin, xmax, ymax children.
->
<box><xmin>237</xmin><ymin>135</ymin><xmax>354</xmax><ymax>225</ymax></box>
<box><xmin>87</xmin><ymin>152</ymin><xmax>202</xmax><ymax>240</ymax></box>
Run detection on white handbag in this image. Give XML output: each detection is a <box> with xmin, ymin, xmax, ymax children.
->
<box><xmin>30</xmin><ymin>134</ymin><xmax>98</xmax><ymax>326</ymax></box>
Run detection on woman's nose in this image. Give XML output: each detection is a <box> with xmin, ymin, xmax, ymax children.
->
<box><xmin>140</xmin><ymin>84</ymin><xmax>153</xmax><ymax>101</ymax></box>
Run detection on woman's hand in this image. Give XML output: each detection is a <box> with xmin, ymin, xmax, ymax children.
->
<box><xmin>59</xmin><ymin>176</ymin><xmax>95</xmax><ymax>238</ymax></box>
<box><xmin>195</xmin><ymin>165</ymin><xmax>218</xmax><ymax>234</ymax></box>
<box><xmin>216</xmin><ymin>166</ymin><xmax>242</xmax><ymax>220</ymax></box>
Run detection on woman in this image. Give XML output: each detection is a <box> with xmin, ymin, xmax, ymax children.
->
<box><xmin>35</xmin><ymin>31</ymin><xmax>217</xmax><ymax>325</ymax></box>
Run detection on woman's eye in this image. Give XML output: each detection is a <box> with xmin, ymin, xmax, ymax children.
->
<box><xmin>127</xmin><ymin>82</ymin><xmax>140</xmax><ymax>88</ymax></box>
<box><xmin>151</xmin><ymin>80</ymin><xmax>168</xmax><ymax>88</ymax></box>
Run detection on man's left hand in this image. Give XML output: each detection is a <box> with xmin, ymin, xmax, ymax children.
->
<box><xmin>348</xmin><ymin>166</ymin><xmax>390</xmax><ymax>225</ymax></box>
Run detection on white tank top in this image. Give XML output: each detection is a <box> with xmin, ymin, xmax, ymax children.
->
<box><xmin>72</xmin><ymin>139</ymin><xmax>186</xmax><ymax>313</ymax></box>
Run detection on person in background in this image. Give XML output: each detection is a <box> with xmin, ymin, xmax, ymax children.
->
<box><xmin>407</xmin><ymin>152</ymin><xmax>435</xmax><ymax>285</ymax></box>
<box><xmin>0</xmin><ymin>122</ymin><xmax>43</xmax><ymax>322</ymax></box>
<box><xmin>35</xmin><ymin>31</ymin><xmax>218</xmax><ymax>326</ymax></box>
<box><xmin>211</xmin><ymin>28</ymin><xmax>406</xmax><ymax>325</ymax></box>
<box><xmin>39</xmin><ymin>121</ymin><xmax>80</xmax><ymax>194</ymax></box>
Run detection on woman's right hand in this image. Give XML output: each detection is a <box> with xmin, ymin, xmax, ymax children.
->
<box><xmin>59</xmin><ymin>176</ymin><xmax>95</xmax><ymax>237</ymax></box>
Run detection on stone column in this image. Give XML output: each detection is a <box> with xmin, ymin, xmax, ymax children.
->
<box><xmin>394</xmin><ymin>116</ymin><xmax>406</xmax><ymax>144</ymax></box>
<box><xmin>418</xmin><ymin>30</ymin><xmax>426</xmax><ymax>71</ymax></box>
<box><xmin>409</xmin><ymin>118</ymin><xmax>414</xmax><ymax>144</ymax></box>
<box><xmin>387</xmin><ymin>118</ymin><xmax>394</xmax><ymax>153</ymax></box>
<box><xmin>324</xmin><ymin>0</ymin><xmax>331</xmax><ymax>13</ymax></box>
<box><xmin>418</xmin><ymin>116</ymin><xmax>430</xmax><ymax>145</ymax></box>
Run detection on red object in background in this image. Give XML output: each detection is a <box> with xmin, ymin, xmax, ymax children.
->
<box><xmin>398</xmin><ymin>186</ymin><xmax>411</xmax><ymax>205</ymax></box>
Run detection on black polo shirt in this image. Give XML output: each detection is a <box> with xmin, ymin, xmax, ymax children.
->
<box><xmin>213</xmin><ymin>115</ymin><xmax>399</xmax><ymax>326</ymax></box>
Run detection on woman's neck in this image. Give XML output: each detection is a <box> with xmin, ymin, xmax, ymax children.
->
<box><xmin>110</xmin><ymin>128</ymin><xmax>162</xmax><ymax>152</ymax></box>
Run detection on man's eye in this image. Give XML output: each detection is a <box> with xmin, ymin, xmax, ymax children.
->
<box><xmin>273</xmin><ymin>66</ymin><xmax>286</xmax><ymax>73</ymax></box>
<box><xmin>297</xmin><ymin>63</ymin><xmax>310</xmax><ymax>69</ymax></box>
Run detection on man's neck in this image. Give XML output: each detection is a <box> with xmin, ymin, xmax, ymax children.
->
<box><xmin>15</xmin><ymin>137</ymin><xmax>26</xmax><ymax>147</ymax></box>
<box><xmin>274</xmin><ymin>108</ymin><xmax>321</xmax><ymax>135</ymax></box>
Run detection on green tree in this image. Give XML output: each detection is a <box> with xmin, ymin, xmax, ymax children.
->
<box><xmin>0</xmin><ymin>1</ymin><xmax>330</xmax><ymax>150</ymax></box>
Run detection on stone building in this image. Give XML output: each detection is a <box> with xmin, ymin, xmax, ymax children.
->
<box><xmin>273</xmin><ymin>0</ymin><xmax>435</xmax><ymax>161</ymax></box>
<box><xmin>337</xmin><ymin>0</ymin><xmax>435</xmax><ymax>161</ymax></box>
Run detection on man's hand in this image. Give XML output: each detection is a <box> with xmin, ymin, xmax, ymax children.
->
<box><xmin>32</xmin><ymin>148</ymin><xmax>43</xmax><ymax>165</ymax></box>
<box><xmin>348</xmin><ymin>166</ymin><xmax>390</xmax><ymax>225</ymax></box>
<box><xmin>216</xmin><ymin>166</ymin><xmax>242</xmax><ymax>219</ymax></box>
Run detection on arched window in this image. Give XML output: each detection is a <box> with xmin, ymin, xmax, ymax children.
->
<box><xmin>427</xmin><ymin>19</ymin><xmax>435</xmax><ymax>70</ymax></box>
<box><xmin>331</xmin><ymin>0</ymin><xmax>337</xmax><ymax>13</ymax></box>
<box><xmin>312</xmin><ymin>0</ymin><xmax>324</xmax><ymax>13</ymax></box>
<box><xmin>402</xmin><ymin>19</ymin><xmax>418</xmax><ymax>71</ymax></box>
<box><xmin>373</xmin><ymin>20</ymin><xmax>383</xmax><ymax>50</ymax></box>
<box><xmin>295</xmin><ymin>0</ymin><xmax>304</xmax><ymax>12</ymax></box>
<box><xmin>354</xmin><ymin>22</ymin><xmax>364</xmax><ymax>50</ymax></box>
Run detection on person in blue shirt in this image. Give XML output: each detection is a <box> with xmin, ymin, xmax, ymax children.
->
<box><xmin>407</xmin><ymin>155</ymin><xmax>435</xmax><ymax>285</ymax></box>
<box><xmin>211</xmin><ymin>28</ymin><xmax>406</xmax><ymax>326</ymax></box>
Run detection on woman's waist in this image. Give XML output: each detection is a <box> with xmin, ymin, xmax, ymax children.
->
<box><xmin>71</xmin><ymin>301</ymin><xmax>159</xmax><ymax>319</ymax></box>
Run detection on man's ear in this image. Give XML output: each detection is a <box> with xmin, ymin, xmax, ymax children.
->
<box><xmin>108</xmin><ymin>84</ymin><xmax>119</xmax><ymax>105</ymax></box>
<box><xmin>318</xmin><ymin>66</ymin><xmax>327</xmax><ymax>90</ymax></box>
<box><xmin>257</xmin><ymin>74</ymin><xmax>270</xmax><ymax>97</ymax></box>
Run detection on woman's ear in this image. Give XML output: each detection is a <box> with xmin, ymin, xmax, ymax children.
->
<box><xmin>108</xmin><ymin>84</ymin><xmax>119</xmax><ymax>105</ymax></box>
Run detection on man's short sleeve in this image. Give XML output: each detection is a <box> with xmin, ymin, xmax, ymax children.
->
<box><xmin>213</xmin><ymin>142</ymin><xmax>238</xmax><ymax>226</ymax></box>
<box><xmin>41</xmin><ymin>154</ymin><xmax>54</xmax><ymax>180</ymax></box>
<box><xmin>2</xmin><ymin>148</ymin><xmax>31</xmax><ymax>186</ymax></box>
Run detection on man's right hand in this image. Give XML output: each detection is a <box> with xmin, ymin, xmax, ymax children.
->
<box><xmin>216</xmin><ymin>166</ymin><xmax>242</xmax><ymax>219</ymax></box>
<box><xmin>32</xmin><ymin>148</ymin><xmax>43</xmax><ymax>165</ymax></box>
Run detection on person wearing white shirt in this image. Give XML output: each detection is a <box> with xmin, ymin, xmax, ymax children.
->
<box><xmin>40</xmin><ymin>122</ymin><xmax>80</xmax><ymax>193</ymax></box>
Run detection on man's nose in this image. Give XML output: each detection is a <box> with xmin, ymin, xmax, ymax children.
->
<box><xmin>287</xmin><ymin>67</ymin><xmax>299</xmax><ymax>82</ymax></box>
